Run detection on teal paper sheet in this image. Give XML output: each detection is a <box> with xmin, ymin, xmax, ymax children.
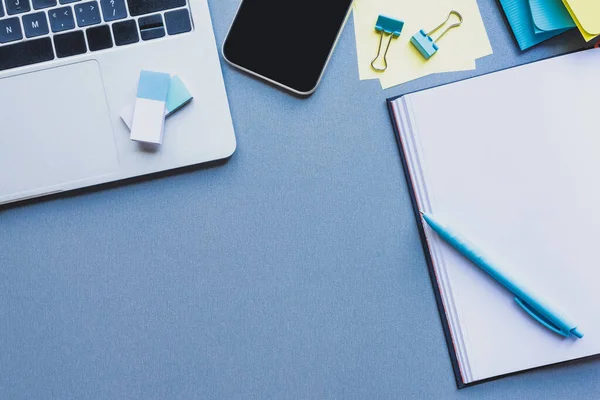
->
<box><xmin>529</xmin><ymin>0</ymin><xmax>575</xmax><ymax>32</ymax></box>
<box><xmin>498</xmin><ymin>0</ymin><xmax>567</xmax><ymax>50</ymax></box>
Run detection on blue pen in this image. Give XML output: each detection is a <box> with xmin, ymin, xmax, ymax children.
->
<box><xmin>421</xmin><ymin>212</ymin><xmax>583</xmax><ymax>339</ymax></box>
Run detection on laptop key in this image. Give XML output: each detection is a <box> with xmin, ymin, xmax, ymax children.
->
<box><xmin>0</xmin><ymin>17</ymin><xmax>23</xmax><ymax>43</ymax></box>
<box><xmin>75</xmin><ymin>1</ymin><xmax>101</xmax><ymax>27</ymax></box>
<box><xmin>6</xmin><ymin>0</ymin><xmax>31</xmax><ymax>15</ymax></box>
<box><xmin>32</xmin><ymin>0</ymin><xmax>57</xmax><ymax>9</ymax></box>
<box><xmin>113</xmin><ymin>19</ymin><xmax>138</xmax><ymax>46</ymax></box>
<box><xmin>139</xmin><ymin>14</ymin><xmax>165</xmax><ymax>41</ymax></box>
<box><xmin>23</xmin><ymin>11</ymin><xmax>50</xmax><ymax>37</ymax></box>
<box><xmin>127</xmin><ymin>0</ymin><xmax>185</xmax><ymax>17</ymax></box>
<box><xmin>0</xmin><ymin>37</ymin><xmax>54</xmax><ymax>71</ymax></box>
<box><xmin>100</xmin><ymin>0</ymin><xmax>126</xmax><ymax>22</ymax></box>
<box><xmin>60</xmin><ymin>0</ymin><xmax>80</xmax><ymax>3</ymax></box>
<box><xmin>0</xmin><ymin>1</ymin><xmax>5</xmax><ymax>17</ymax></box>
<box><xmin>54</xmin><ymin>30</ymin><xmax>87</xmax><ymax>57</ymax></box>
<box><xmin>87</xmin><ymin>24</ymin><xmax>112</xmax><ymax>51</ymax></box>
<box><xmin>50</xmin><ymin>6</ymin><xmax>75</xmax><ymax>32</ymax></box>
<box><xmin>165</xmin><ymin>8</ymin><xmax>191</xmax><ymax>35</ymax></box>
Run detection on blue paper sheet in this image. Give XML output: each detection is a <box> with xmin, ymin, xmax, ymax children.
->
<box><xmin>498</xmin><ymin>0</ymin><xmax>568</xmax><ymax>50</ymax></box>
<box><xmin>529</xmin><ymin>0</ymin><xmax>575</xmax><ymax>32</ymax></box>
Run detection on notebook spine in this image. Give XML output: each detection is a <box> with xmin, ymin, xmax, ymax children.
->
<box><xmin>387</xmin><ymin>96</ymin><xmax>470</xmax><ymax>388</ymax></box>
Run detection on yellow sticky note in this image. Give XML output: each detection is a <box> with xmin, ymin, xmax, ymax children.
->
<box><xmin>562</xmin><ymin>0</ymin><xmax>600</xmax><ymax>41</ymax></box>
<box><xmin>380</xmin><ymin>58</ymin><xmax>476</xmax><ymax>90</ymax></box>
<box><xmin>353</xmin><ymin>0</ymin><xmax>492</xmax><ymax>89</ymax></box>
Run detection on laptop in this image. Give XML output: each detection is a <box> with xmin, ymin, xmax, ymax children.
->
<box><xmin>0</xmin><ymin>0</ymin><xmax>236</xmax><ymax>205</ymax></box>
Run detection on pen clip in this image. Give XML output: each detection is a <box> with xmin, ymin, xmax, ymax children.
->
<box><xmin>514</xmin><ymin>297</ymin><xmax>569</xmax><ymax>337</ymax></box>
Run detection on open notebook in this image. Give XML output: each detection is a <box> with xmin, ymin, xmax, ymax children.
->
<box><xmin>388</xmin><ymin>48</ymin><xmax>600</xmax><ymax>387</ymax></box>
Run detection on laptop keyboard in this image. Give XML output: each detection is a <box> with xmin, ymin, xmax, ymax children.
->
<box><xmin>0</xmin><ymin>0</ymin><xmax>192</xmax><ymax>72</ymax></box>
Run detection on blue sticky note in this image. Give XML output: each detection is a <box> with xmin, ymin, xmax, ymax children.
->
<box><xmin>498</xmin><ymin>0</ymin><xmax>567</xmax><ymax>50</ymax></box>
<box><xmin>137</xmin><ymin>70</ymin><xmax>171</xmax><ymax>102</ymax></box>
<box><xmin>529</xmin><ymin>0</ymin><xmax>576</xmax><ymax>32</ymax></box>
<box><xmin>165</xmin><ymin>75</ymin><xmax>193</xmax><ymax>114</ymax></box>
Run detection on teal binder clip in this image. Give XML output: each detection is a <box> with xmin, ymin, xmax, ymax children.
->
<box><xmin>411</xmin><ymin>11</ymin><xmax>463</xmax><ymax>60</ymax></box>
<box><xmin>371</xmin><ymin>15</ymin><xmax>404</xmax><ymax>72</ymax></box>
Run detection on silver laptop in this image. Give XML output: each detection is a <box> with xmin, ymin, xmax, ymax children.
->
<box><xmin>0</xmin><ymin>0</ymin><xmax>236</xmax><ymax>205</ymax></box>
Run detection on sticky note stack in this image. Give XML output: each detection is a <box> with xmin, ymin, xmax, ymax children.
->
<box><xmin>497</xmin><ymin>0</ymin><xmax>599</xmax><ymax>51</ymax></box>
<box><xmin>130</xmin><ymin>71</ymin><xmax>171</xmax><ymax>144</ymax></box>
<box><xmin>127</xmin><ymin>71</ymin><xmax>194</xmax><ymax>144</ymax></box>
<box><xmin>353</xmin><ymin>0</ymin><xmax>493</xmax><ymax>90</ymax></box>
<box><xmin>562</xmin><ymin>0</ymin><xmax>600</xmax><ymax>45</ymax></box>
<box><xmin>122</xmin><ymin>75</ymin><xmax>193</xmax><ymax>132</ymax></box>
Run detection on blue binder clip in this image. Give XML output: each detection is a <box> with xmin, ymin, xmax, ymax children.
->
<box><xmin>411</xmin><ymin>11</ymin><xmax>463</xmax><ymax>60</ymax></box>
<box><xmin>371</xmin><ymin>15</ymin><xmax>404</xmax><ymax>72</ymax></box>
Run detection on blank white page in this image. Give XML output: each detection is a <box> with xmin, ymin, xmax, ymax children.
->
<box><xmin>401</xmin><ymin>48</ymin><xmax>600</xmax><ymax>382</ymax></box>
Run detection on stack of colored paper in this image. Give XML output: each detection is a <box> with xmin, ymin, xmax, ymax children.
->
<box><xmin>498</xmin><ymin>0</ymin><xmax>599</xmax><ymax>50</ymax></box>
<box><xmin>353</xmin><ymin>0</ymin><xmax>493</xmax><ymax>89</ymax></box>
<box><xmin>121</xmin><ymin>72</ymin><xmax>193</xmax><ymax>145</ymax></box>
<box><xmin>563</xmin><ymin>0</ymin><xmax>600</xmax><ymax>43</ymax></box>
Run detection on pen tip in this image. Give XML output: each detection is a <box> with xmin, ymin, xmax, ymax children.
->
<box><xmin>571</xmin><ymin>328</ymin><xmax>584</xmax><ymax>339</ymax></box>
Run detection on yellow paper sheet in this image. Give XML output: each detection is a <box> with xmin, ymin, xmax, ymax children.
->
<box><xmin>562</xmin><ymin>0</ymin><xmax>600</xmax><ymax>41</ymax></box>
<box><xmin>353</xmin><ymin>0</ymin><xmax>492</xmax><ymax>88</ymax></box>
<box><xmin>380</xmin><ymin>58</ymin><xmax>476</xmax><ymax>89</ymax></box>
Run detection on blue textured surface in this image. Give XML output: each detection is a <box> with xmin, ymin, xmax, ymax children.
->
<box><xmin>0</xmin><ymin>0</ymin><xmax>597</xmax><ymax>398</ymax></box>
<box><xmin>137</xmin><ymin>70</ymin><xmax>170</xmax><ymax>101</ymax></box>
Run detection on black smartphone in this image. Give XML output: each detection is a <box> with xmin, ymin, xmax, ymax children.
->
<box><xmin>223</xmin><ymin>0</ymin><xmax>354</xmax><ymax>95</ymax></box>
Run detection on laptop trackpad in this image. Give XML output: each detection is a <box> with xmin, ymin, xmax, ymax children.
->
<box><xmin>0</xmin><ymin>61</ymin><xmax>119</xmax><ymax>199</ymax></box>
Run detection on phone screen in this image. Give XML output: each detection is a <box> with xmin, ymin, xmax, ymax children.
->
<box><xmin>223</xmin><ymin>0</ymin><xmax>354</xmax><ymax>94</ymax></box>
